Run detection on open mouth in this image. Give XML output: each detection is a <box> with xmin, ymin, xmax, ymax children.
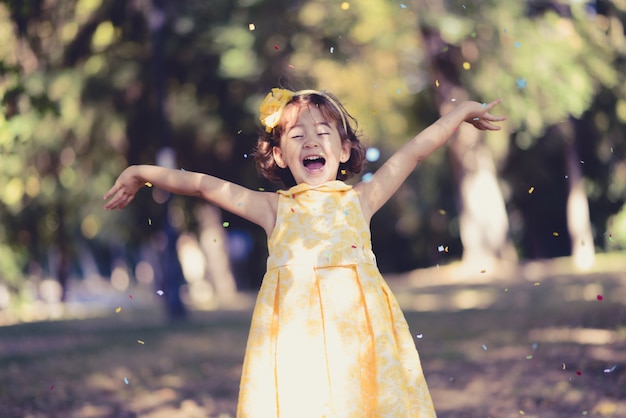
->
<box><xmin>303</xmin><ymin>155</ymin><xmax>326</xmax><ymax>171</ymax></box>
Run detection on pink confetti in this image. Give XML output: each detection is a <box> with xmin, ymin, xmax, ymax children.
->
<box><xmin>576</xmin><ymin>371</ymin><xmax>582</xmax><ymax>376</ymax></box>
<box><xmin>273</xmin><ymin>45</ymin><xmax>279</xmax><ymax>50</ymax></box>
<box><xmin>129</xmin><ymin>294</ymin><xmax>133</xmax><ymax>300</ymax></box>
<box><xmin>597</xmin><ymin>294</ymin><xmax>603</xmax><ymax>301</ymax></box>
<box><xmin>50</xmin><ymin>385</ymin><xmax>54</xmax><ymax>390</ymax></box>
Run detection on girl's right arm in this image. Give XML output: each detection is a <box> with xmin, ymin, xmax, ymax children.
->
<box><xmin>103</xmin><ymin>165</ymin><xmax>278</xmax><ymax>235</ymax></box>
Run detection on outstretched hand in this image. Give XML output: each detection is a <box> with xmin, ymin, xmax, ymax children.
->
<box><xmin>464</xmin><ymin>99</ymin><xmax>506</xmax><ymax>131</ymax></box>
<box><xmin>103</xmin><ymin>166</ymin><xmax>144</xmax><ymax>210</ymax></box>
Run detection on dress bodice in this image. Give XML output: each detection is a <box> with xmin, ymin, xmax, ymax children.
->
<box><xmin>267</xmin><ymin>181</ymin><xmax>376</xmax><ymax>270</ymax></box>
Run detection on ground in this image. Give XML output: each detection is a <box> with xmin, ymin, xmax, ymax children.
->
<box><xmin>0</xmin><ymin>257</ymin><xmax>625</xmax><ymax>418</ymax></box>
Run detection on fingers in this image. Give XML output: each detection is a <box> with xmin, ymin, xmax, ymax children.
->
<box><xmin>103</xmin><ymin>188</ymin><xmax>134</xmax><ymax>210</ymax></box>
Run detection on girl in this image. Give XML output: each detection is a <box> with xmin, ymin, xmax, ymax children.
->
<box><xmin>103</xmin><ymin>88</ymin><xmax>505</xmax><ymax>417</ymax></box>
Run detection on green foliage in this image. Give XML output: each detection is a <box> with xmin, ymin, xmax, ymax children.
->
<box><xmin>1</xmin><ymin>0</ymin><xmax>626</xmax><ymax>299</ymax></box>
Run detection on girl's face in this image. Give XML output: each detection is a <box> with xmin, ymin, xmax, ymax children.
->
<box><xmin>272</xmin><ymin>104</ymin><xmax>351</xmax><ymax>186</ymax></box>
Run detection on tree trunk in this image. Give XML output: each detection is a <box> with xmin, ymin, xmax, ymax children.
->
<box><xmin>420</xmin><ymin>26</ymin><xmax>517</xmax><ymax>272</ymax></box>
<box><xmin>562</xmin><ymin>121</ymin><xmax>595</xmax><ymax>270</ymax></box>
<box><xmin>196</xmin><ymin>204</ymin><xmax>238</xmax><ymax>302</ymax></box>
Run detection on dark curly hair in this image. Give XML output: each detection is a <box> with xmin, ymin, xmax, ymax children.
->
<box><xmin>254</xmin><ymin>91</ymin><xmax>366</xmax><ymax>188</ymax></box>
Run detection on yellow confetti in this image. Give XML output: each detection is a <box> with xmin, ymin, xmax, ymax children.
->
<box><xmin>341</xmin><ymin>169</ymin><xmax>347</xmax><ymax>175</ymax></box>
<box><xmin>137</xmin><ymin>340</ymin><xmax>145</xmax><ymax>345</ymax></box>
<box><xmin>553</xmin><ymin>232</ymin><xmax>559</xmax><ymax>237</ymax></box>
<box><xmin>115</xmin><ymin>307</ymin><xmax>121</xmax><ymax>313</ymax></box>
<box><xmin>519</xmin><ymin>411</ymin><xmax>525</xmax><ymax>415</ymax></box>
<box><xmin>480</xmin><ymin>269</ymin><xmax>486</xmax><ymax>273</ymax></box>
<box><xmin>248</xmin><ymin>23</ymin><xmax>255</xmax><ymax>31</ymax></box>
<box><xmin>340</xmin><ymin>1</ymin><xmax>350</xmax><ymax>10</ymax></box>
<box><xmin>438</xmin><ymin>209</ymin><xmax>446</xmax><ymax>215</ymax></box>
<box><xmin>563</xmin><ymin>363</ymin><xmax>567</xmax><ymax>370</ymax></box>
<box><xmin>145</xmin><ymin>182</ymin><xmax>152</xmax><ymax>187</ymax></box>
<box><xmin>528</xmin><ymin>186</ymin><xmax>534</xmax><ymax>194</ymax></box>
<box><xmin>435</xmin><ymin>79</ymin><xmax>440</xmax><ymax>87</ymax></box>
<box><xmin>534</xmin><ymin>282</ymin><xmax>541</xmax><ymax>286</ymax></box>
<box><xmin>462</xmin><ymin>61</ymin><xmax>471</xmax><ymax>70</ymax></box>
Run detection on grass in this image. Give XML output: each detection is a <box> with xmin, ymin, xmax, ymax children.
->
<box><xmin>1</xmin><ymin>266</ymin><xmax>625</xmax><ymax>417</ymax></box>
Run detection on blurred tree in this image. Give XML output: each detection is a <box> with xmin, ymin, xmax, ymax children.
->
<box><xmin>0</xmin><ymin>0</ymin><xmax>128</xmax><ymax>304</ymax></box>
<box><xmin>411</xmin><ymin>0</ymin><xmax>622</xmax><ymax>270</ymax></box>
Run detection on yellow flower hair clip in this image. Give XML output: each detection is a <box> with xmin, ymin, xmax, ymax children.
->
<box><xmin>259</xmin><ymin>88</ymin><xmax>295</xmax><ymax>133</ymax></box>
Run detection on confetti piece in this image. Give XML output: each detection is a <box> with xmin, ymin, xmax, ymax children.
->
<box><xmin>340</xmin><ymin>1</ymin><xmax>350</xmax><ymax>10</ymax></box>
<box><xmin>552</xmin><ymin>232</ymin><xmax>559</xmax><ymax>237</ymax></box>
<box><xmin>482</xmin><ymin>344</ymin><xmax>488</xmax><ymax>351</ymax></box>
<box><xmin>124</xmin><ymin>377</ymin><xmax>129</xmax><ymax>384</ymax></box>
<box><xmin>526</xmin><ymin>355</ymin><xmax>533</xmax><ymax>359</ymax></box>
<box><xmin>50</xmin><ymin>385</ymin><xmax>54</xmax><ymax>390</ymax></box>
<box><xmin>519</xmin><ymin>411</ymin><xmax>525</xmax><ymax>416</ymax></box>
<box><xmin>222</xmin><ymin>221</ymin><xmax>230</xmax><ymax>227</ymax></box>
<box><xmin>462</xmin><ymin>61</ymin><xmax>471</xmax><ymax>70</ymax></box>
<box><xmin>514</xmin><ymin>41</ymin><xmax>521</xmax><ymax>48</ymax></box>
<box><xmin>532</xmin><ymin>342</ymin><xmax>538</xmax><ymax>350</ymax></box>
<box><xmin>604</xmin><ymin>365</ymin><xmax>617</xmax><ymax>373</ymax></box>
<box><xmin>563</xmin><ymin>363</ymin><xmax>567</xmax><ymax>370</ymax></box>
<box><xmin>534</xmin><ymin>282</ymin><xmax>541</xmax><ymax>286</ymax></box>
<box><xmin>138</xmin><ymin>340</ymin><xmax>144</xmax><ymax>345</ymax></box>
<box><xmin>400</xmin><ymin>3</ymin><xmax>407</xmax><ymax>8</ymax></box>
<box><xmin>516</xmin><ymin>78</ymin><xmax>527</xmax><ymax>89</ymax></box>
<box><xmin>288</xmin><ymin>64</ymin><xmax>295</xmax><ymax>69</ymax></box>
<box><xmin>416</xmin><ymin>334</ymin><xmax>423</xmax><ymax>339</ymax></box>
<box><xmin>248</xmin><ymin>23</ymin><xmax>255</xmax><ymax>31</ymax></box>
<box><xmin>435</xmin><ymin>79</ymin><xmax>440</xmax><ymax>87</ymax></box>
<box><xmin>273</xmin><ymin>45</ymin><xmax>279</xmax><ymax>50</ymax></box>
<box><xmin>129</xmin><ymin>294</ymin><xmax>133</xmax><ymax>300</ymax></box>
<box><xmin>156</xmin><ymin>290</ymin><xmax>164</xmax><ymax>295</ymax></box>
<box><xmin>340</xmin><ymin>169</ymin><xmax>347</xmax><ymax>175</ymax></box>
<box><xmin>597</xmin><ymin>294</ymin><xmax>603</xmax><ymax>301</ymax></box>
<box><xmin>115</xmin><ymin>307</ymin><xmax>121</xmax><ymax>313</ymax></box>
<box><xmin>145</xmin><ymin>182</ymin><xmax>152</xmax><ymax>187</ymax></box>
<box><xmin>482</xmin><ymin>102</ymin><xmax>486</xmax><ymax>108</ymax></box>
<box><xmin>330</xmin><ymin>47</ymin><xmax>334</xmax><ymax>54</ymax></box>
<box><xmin>528</xmin><ymin>186</ymin><xmax>534</xmax><ymax>194</ymax></box>
<box><xmin>480</xmin><ymin>269</ymin><xmax>486</xmax><ymax>273</ymax></box>
<box><xmin>576</xmin><ymin>371</ymin><xmax>582</xmax><ymax>376</ymax></box>
<box><xmin>438</xmin><ymin>209</ymin><xmax>446</xmax><ymax>215</ymax></box>
<box><xmin>148</xmin><ymin>218</ymin><xmax>152</xmax><ymax>225</ymax></box>
<box><xmin>362</xmin><ymin>172</ymin><xmax>374</xmax><ymax>182</ymax></box>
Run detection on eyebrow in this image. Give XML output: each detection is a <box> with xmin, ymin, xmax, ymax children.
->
<box><xmin>287</xmin><ymin>121</ymin><xmax>332</xmax><ymax>132</ymax></box>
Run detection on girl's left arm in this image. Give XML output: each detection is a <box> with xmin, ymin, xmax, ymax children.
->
<box><xmin>355</xmin><ymin>99</ymin><xmax>505</xmax><ymax>221</ymax></box>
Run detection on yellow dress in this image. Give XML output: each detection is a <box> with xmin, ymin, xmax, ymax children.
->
<box><xmin>237</xmin><ymin>181</ymin><xmax>436</xmax><ymax>418</ymax></box>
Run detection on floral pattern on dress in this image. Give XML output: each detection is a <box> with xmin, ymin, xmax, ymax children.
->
<box><xmin>237</xmin><ymin>181</ymin><xmax>436</xmax><ymax>418</ymax></box>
